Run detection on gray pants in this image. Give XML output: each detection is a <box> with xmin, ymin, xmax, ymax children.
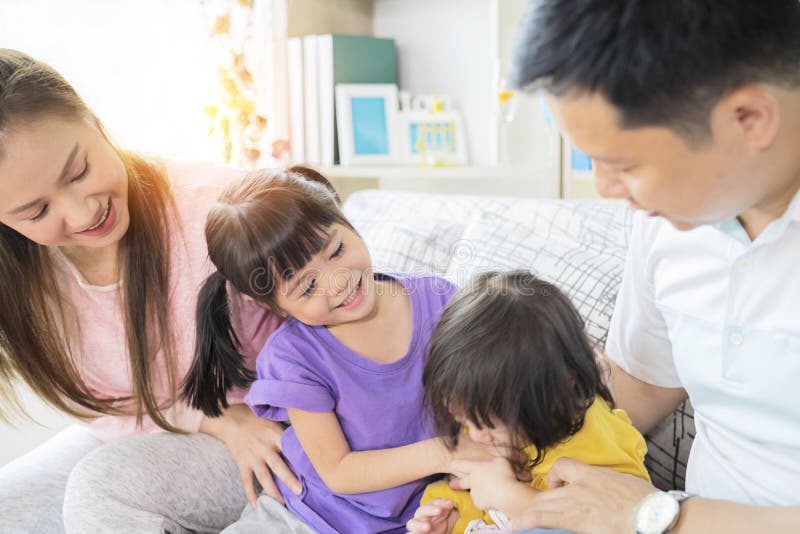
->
<box><xmin>222</xmin><ymin>496</ymin><xmax>316</xmax><ymax>534</ymax></box>
<box><xmin>0</xmin><ymin>424</ymin><xmax>310</xmax><ymax>533</ymax></box>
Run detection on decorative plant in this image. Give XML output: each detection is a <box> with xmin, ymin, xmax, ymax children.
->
<box><xmin>203</xmin><ymin>0</ymin><xmax>268</xmax><ymax>168</ymax></box>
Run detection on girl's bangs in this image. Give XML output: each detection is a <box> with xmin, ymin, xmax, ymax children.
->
<box><xmin>234</xmin><ymin>193</ymin><xmax>352</xmax><ymax>299</ymax></box>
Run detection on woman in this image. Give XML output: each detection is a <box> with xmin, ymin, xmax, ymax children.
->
<box><xmin>0</xmin><ymin>49</ymin><xmax>299</xmax><ymax>533</ymax></box>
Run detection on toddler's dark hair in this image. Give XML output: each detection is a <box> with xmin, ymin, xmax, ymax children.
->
<box><xmin>423</xmin><ymin>270</ymin><xmax>613</xmax><ymax>467</ymax></box>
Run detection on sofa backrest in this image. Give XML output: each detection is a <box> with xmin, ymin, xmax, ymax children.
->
<box><xmin>343</xmin><ymin>189</ymin><xmax>633</xmax><ymax>348</ymax></box>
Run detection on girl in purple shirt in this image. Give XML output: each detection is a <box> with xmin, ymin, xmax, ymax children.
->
<box><xmin>183</xmin><ymin>167</ymin><xmax>474</xmax><ymax>533</ymax></box>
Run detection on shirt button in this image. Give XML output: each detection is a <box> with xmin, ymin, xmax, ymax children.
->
<box><xmin>740</xmin><ymin>259</ymin><xmax>753</xmax><ymax>272</ymax></box>
<box><xmin>729</xmin><ymin>332</ymin><xmax>744</xmax><ymax>346</ymax></box>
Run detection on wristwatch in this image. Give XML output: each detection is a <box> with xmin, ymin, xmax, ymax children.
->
<box><xmin>633</xmin><ymin>490</ymin><xmax>693</xmax><ymax>534</ymax></box>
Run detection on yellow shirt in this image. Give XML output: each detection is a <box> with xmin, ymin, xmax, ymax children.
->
<box><xmin>421</xmin><ymin>396</ymin><xmax>650</xmax><ymax>533</ymax></box>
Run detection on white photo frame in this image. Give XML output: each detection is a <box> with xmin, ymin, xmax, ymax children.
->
<box><xmin>397</xmin><ymin>109</ymin><xmax>468</xmax><ymax>166</ymax></box>
<box><xmin>335</xmin><ymin>83</ymin><xmax>400</xmax><ymax>166</ymax></box>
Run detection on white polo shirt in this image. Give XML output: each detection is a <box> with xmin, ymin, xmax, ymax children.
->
<box><xmin>606</xmin><ymin>190</ymin><xmax>800</xmax><ymax>506</ymax></box>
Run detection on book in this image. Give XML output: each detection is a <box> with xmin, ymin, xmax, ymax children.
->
<box><xmin>303</xmin><ymin>35</ymin><xmax>321</xmax><ymax>164</ymax></box>
<box><xmin>287</xmin><ymin>37</ymin><xmax>305</xmax><ymax>163</ymax></box>
<box><xmin>316</xmin><ymin>34</ymin><xmax>398</xmax><ymax>165</ymax></box>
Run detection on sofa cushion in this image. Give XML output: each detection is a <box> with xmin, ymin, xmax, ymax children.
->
<box><xmin>342</xmin><ymin>189</ymin><xmax>469</xmax><ymax>276</ymax></box>
<box><xmin>443</xmin><ymin>198</ymin><xmax>631</xmax><ymax>348</ymax></box>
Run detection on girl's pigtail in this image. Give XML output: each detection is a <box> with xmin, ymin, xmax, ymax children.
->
<box><xmin>181</xmin><ymin>271</ymin><xmax>255</xmax><ymax>417</ymax></box>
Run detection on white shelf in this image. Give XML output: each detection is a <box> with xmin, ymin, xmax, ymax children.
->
<box><xmin>315</xmin><ymin>165</ymin><xmax>550</xmax><ymax>181</ymax></box>
<box><xmin>315</xmin><ymin>164</ymin><xmax>561</xmax><ymax>198</ymax></box>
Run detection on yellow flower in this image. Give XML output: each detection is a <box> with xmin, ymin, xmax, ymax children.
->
<box><xmin>211</xmin><ymin>14</ymin><xmax>231</xmax><ymax>36</ymax></box>
<box><xmin>239</xmin><ymin>98</ymin><xmax>255</xmax><ymax>117</ymax></box>
<box><xmin>221</xmin><ymin>76</ymin><xmax>238</xmax><ymax>98</ymax></box>
<box><xmin>236</xmin><ymin>66</ymin><xmax>253</xmax><ymax>86</ymax></box>
<box><xmin>203</xmin><ymin>105</ymin><xmax>220</xmax><ymax>120</ymax></box>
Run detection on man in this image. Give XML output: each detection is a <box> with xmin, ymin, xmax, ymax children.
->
<box><xmin>508</xmin><ymin>1</ymin><xmax>800</xmax><ymax>533</ymax></box>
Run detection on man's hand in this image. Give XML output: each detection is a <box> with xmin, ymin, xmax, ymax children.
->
<box><xmin>201</xmin><ymin>404</ymin><xmax>302</xmax><ymax>508</ymax></box>
<box><xmin>512</xmin><ymin>457</ymin><xmax>655</xmax><ymax>534</ymax></box>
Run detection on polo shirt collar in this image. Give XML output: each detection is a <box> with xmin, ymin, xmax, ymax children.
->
<box><xmin>784</xmin><ymin>184</ymin><xmax>800</xmax><ymax>222</ymax></box>
<box><xmin>713</xmin><ymin>185</ymin><xmax>800</xmax><ymax>244</ymax></box>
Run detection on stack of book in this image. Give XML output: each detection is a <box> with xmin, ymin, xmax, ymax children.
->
<box><xmin>288</xmin><ymin>34</ymin><xmax>398</xmax><ymax>166</ymax></box>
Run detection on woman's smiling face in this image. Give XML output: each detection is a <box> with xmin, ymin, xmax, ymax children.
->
<box><xmin>0</xmin><ymin>116</ymin><xmax>129</xmax><ymax>249</ymax></box>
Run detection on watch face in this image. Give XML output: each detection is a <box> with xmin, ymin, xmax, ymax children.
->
<box><xmin>635</xmin><ymin>492</ymin><xmax>679</xmax><ymax>534</ymax></box>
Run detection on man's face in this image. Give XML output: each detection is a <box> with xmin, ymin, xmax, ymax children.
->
<box><xmin>545</xmin><ymin>91</ymin><xmax>766</xmax><ymax>230</ymax></box>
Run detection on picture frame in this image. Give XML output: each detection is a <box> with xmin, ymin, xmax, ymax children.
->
<box><xmin>397</xmin><ymin>109</ymin><xmax>468</xmax><ymax>166</ymax></box>
<box><xmin>335</xmin><ymin>83</ymin><xmax>400</xmax><ymax>166</ymax></box>
<box><xmin>561</xmin><ymin>142</ymin><xmax>595</xmax><ymax>198</ymax></box>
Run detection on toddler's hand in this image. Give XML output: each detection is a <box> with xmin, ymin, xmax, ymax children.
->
<box><xmin>406</xmin><ymin>498</ymin><xmax>456</xmax><ymax>534</ymax></box>
<box><xmin>448</xmin><ymin>457</ymin><xmax>518</xmax><ymax>511</ymax></box>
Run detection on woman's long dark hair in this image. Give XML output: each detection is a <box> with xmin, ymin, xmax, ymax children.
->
<box><xmin>181</xmin><ymin>166</ymin><xmax>349</xmax><ymax>417</ymax></box>
<box><xmin>423</xmin><ymin>270</ymin><xmax>614</xmax><ymax>468</ymax></box>
<box><xmin>0</xmin><ymin>49</ymin><xmax>179</xmax><ymax>431</ymax></box>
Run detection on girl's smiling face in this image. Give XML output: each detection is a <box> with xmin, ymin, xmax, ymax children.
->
<box><xmin>272</xmin><ymin>223</ymin><xmax>376</xmax><ymax>327</ymax></box>
<box><xmin>0</xmin><ymin>116</ymin><xmax>129</xmax><ymax>249</ymax></box>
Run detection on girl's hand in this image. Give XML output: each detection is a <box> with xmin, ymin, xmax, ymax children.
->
<box><xmin>450</xmin><ymin>434</ymin><xmax>496</xmax><ymax>463</ymax></box>
<box><xmin>405</xmin><ymin>499</ymin><xmax>456</xmax><ymax>534</ymax></box>
<box><xmin>448</xmin><ymin>457</ymin><xmax>518</xmax><ymax>511</ymax></box>
<box><xmin>200</xmin><ymin>404</ymin><xmax>302</xmax><ymax>508</ymax></box>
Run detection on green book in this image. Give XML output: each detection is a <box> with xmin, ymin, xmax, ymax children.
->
<box><xmin>316</xmin><ymin>34</ymin><xmax>398</xmax><ymax>165</ymax></box>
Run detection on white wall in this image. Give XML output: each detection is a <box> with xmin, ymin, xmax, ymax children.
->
<box><xmin>1</xmin><ymin>387</ymin><xmax>74</xmax><ymax>467</ymax></box>
<box><xmin>0</xmin><ymin>0</ymin><xmax>223</xmax><ymax>161</ymax></box>
<box><xmin>374</xmin><ymin>0</ymin><xmax>494</xmax><ymax>166</ymax></box>
<box><xmin>373</xmin><ymin>0</ymin><xmax>557</xmax><ymax>166</ymax></box>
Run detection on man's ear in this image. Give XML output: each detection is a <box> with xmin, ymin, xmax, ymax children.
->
<box><xmin>716</xmin><ymin>85</ymin><xmax>780</xmax><ymax>151</ymax></box>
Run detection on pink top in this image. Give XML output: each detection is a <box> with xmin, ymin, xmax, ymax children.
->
<box><xmin>52</xmin><ymin>161</ymin><xmax>280</xmax><ymax>442</ymax></box>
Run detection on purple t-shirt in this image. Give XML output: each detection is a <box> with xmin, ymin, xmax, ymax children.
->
<box><xmin>245</xmin><ymin>273</ymin><xmax>457</xmax><ymax>534</ymax></box>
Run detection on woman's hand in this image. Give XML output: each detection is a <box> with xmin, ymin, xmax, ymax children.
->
<box><xmin>200</xmin><ymin>404</ymin><xmax>302</xmax><ymax>508</ymax></box>
<box><xmin>405</xmin><ymin>499</ymin><xmax>456</xmax><ymax>534</ymax></box>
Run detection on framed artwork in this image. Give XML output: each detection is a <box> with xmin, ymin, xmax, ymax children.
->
<box><xmin>561</xmin><ymin>143</ymin><xmax>597</xmax><ymax>198</ymax></box>
<box><xmin>397</xmin><ymin>109</ymin><xmax>468</xmax><ymax>166</ymax></box>
<box><xmin>335</xmin><ymin>83</ymin><xmax>400</xmax><ymax>166</ymax></box>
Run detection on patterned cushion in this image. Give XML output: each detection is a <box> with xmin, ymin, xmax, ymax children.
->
<box><xmin>343</xmin><ymin>189</ymin><xmax>694</xmax><ymax>490</ymax></box>
<box><xmin>443</xmin><ymin>199</ymin><xmax>630</xmax><ymax>348</ymax></box>
<box><xmin>645</xmin><ymin>401</ymin><xmax>695</xmax><ymax>491</ymax></box>
<box><xmin>342</xmin><ymin>190</ymin><xmax>468</xmax><ymax>276</ymax></box>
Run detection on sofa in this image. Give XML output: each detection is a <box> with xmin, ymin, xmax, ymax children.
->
<box><xmin>342</xmin><ymin>189</ymin><xmax>695</xmax><ymax>490</ymax></box>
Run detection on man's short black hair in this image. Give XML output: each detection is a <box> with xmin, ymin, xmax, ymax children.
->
<box><xmin>511</xmin><ymin>0</ymin><xmax>800</xmax><ymax>141</ymax></box>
